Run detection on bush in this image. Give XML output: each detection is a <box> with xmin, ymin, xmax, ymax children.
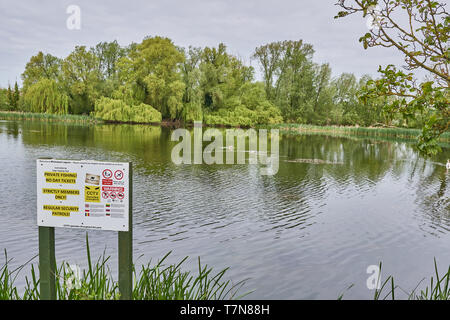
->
<box><xmin>204</xmin><ymin>103</ymin><xmax>282</xmax><ymax>127</ymax></box>
<box><xmin>203</xmin><ymin>82</ymin><xmax>283</xmax><ymax>127</ymax></box>
<box><xmin>94</xmin><ymin>97</ymin><xmax>162</xmax><ymax>123</ymax></box>
<box><xmin>183</xmin><ymin>101</ymin><xmax>203</xmax><ymax>123</ymax></box>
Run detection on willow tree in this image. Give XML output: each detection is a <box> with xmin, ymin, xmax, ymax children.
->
<box><xmin>335</xmin><ymin>0</ymin><xmax>449</xmax><ymax>155</ymax></box>
<box><xmin>62</xmin><ymin>46</ymin><xmax>102</xmax><ymax>114</ymax></box>
<box><xmin>23</xmin><ymin>78</ymin><xmax>68</xmax><ymax>114</ymax></box>
<box><xmin>117</xmin><ymin>36</ymin><xmax>186</xmax><ymax>120</ymax></box>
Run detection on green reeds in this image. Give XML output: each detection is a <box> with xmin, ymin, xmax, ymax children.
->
<box><xmin>265</xmin><ymin>123</ymin><xmax>450</xmax><ymax>142</ymax></box>
<box><xmin>0</xmin><ymin>111</ymin><xmax>102</xmax><ymax>124</ymax></box>
<box><xmin>133</xmin><ymin>253</ymin><xmax>248</xmax><ymax>300</ymax></box>
<box><xmin>356</xmin><ymin>259</ymin><xmax>450</xmax><ymax>300</ymax></box>
<box><xmin>0</xmin><ymin>235</ymin><xmax>248</xmax><ymax>300</ymax></box>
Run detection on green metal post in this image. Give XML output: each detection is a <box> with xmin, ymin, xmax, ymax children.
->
<box><xmin>39</xmin><ymin>226</ymin><xmax>56</xmax><ymax>300</ymax></box>
<box><xmin>118</xmin><ymin>163</ymin><xmax>133</xmax><ymax>300</ymax></box>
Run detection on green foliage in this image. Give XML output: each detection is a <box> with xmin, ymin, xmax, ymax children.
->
<box><xmin>118</xmin><ymin>36</ymin><xmax>186</xmax><ymax>120</ymax></box>
<box><xmin>0</xmin><ymin>237</ymin><xmax>247</xmax><ymax>300</ymax></box>
<box><xmin>23</xmin><ymin>79</ymin><xmax>68</xmax><ymax>115</ymax></box>
<box><xmin>21</xmin><ymin>51</ymin><xmax>61</xmax><ymax>91</ymax></box>
<box><xmin>335</xmin><ymin>0</ymin><xmax>450</xmax><ymax>155</ymax></box>
<box><xmin>0</xmin><ymin>89</ymin><xmax>11</xmax><ymax>110</ymax></box>
<box><xmin>62</xmin><ymin>46</ymin><xmax>102</xmax><ymax>114</ymax></box>
<box><xmin>92</xmin><ymin>40</ymin><xmax>126</xmax><ymax>80</ymax></box>
<box><xmin>6</xmin><ymin>85</ymin><xmax>13</xmax><ymax>109</ymax></box>
<box><xmin>199</xmin><ymin>43</ymin><xmax>254</xmax><ymax>112</ymax></box>
<box><xmin>15</xmin><ymin>33</ymin><xmax>442</xmax><ymax>130</ymax></box>
<box><xmin>203</xmin><ymin>81</ymin><xmax>282</xmax><ymax>127</ymax></box>
<box><xmin>360</xmin><ymin>65</ymin><xmax>449</xmax><ymax>156</ymax></box>
<box><xmin>183</xmin><ymin>101</ymin><xmax>203</xmax><ymax>122</ymax></box>
<box><xmin>94</xmin><ymin>97</ymin><xmax>161</xmax><ymax>123</ymax></box>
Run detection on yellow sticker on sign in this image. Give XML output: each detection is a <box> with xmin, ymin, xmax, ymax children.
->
<box><xmin>85</xmin><ymin>186</ymin><xmax>100</xmax><ymax>203</ymax></box>
<box><xmin>43</xmin><ymin>205</ymin><xmax>79</xmax><ymax>211</ymax></box>
<box><xmin>42</xmin><ymin>188</ymin><xmax>80</xmax><ymax>200</ymax></box>
<box><xmin>52</xmin><ymin>211</ymin><xmax>71</xmax><ymax>217</ymax></box>
<box><xmin>43</xmin><ymin>205</ymin><xmax>79</xmax><ymax>217</ymax></box>
<box><xmin>44</xmin><ymin>172</ymin><xmax>77</xmax><ymax>184</ymax></box>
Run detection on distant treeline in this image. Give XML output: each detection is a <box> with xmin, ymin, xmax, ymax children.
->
<box><xmin>0</xmin><ymin>36</ymin><xmax>428</xmax><ymax>128</ymax></box>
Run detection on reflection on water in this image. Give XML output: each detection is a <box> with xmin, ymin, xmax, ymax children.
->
<box><xmin>0</xmin><ymin>120</ymin><xmax>449</xmax><ymax>299</ymax></box>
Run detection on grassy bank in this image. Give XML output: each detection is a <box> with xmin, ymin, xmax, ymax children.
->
<box><xmin>0</xmin><ymin>236</ymin><xmax>247</xmax><ymax>300</ymax></box>
<box><xmin>0</xmin><ymin>111</ymin><xmax>103</xmax><ymax>124</ymax></box>
<box><xmin>265</xmin><ymin>123</ymin><xmax>450</xmax><ymax>142</ymax></box>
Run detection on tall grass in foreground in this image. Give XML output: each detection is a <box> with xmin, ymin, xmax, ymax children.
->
<box><xmin>337</xmin><ymin>260</ymin><xmax>450</xmax><ymax>300</ymax></box>
<box><xmin>0</xmin><ymin>235</ymin><xmax>248</xmax><ymax>300</ymax></box>
<box><xmin>0</xmin><ymin>111</ymin><xmax>102</xmax><ymax>124</ymax></box>
<box><xmin>372</xmin><ymin>259</ymin><xmax>450</xmax><ymax>300</ymax></box>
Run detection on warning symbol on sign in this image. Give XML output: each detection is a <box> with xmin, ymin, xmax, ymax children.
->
<box><xmin>102</xmin><ymin>169</ymin><xmax>113</xmax><ymax>179</ymax></box>
<box><xmin>102</xmin><ymin>191</ymin><xmax>109</xmax><ymax>199</ymax></box>
<box><xmin>114</xmin><ymin>170</ymin><xmax>124</xmax><ymax>180</ymax></box>
<box><xmin>117</xmin><ymin>192</ymin><xmax>124</xmax><ymax>200</ymax></box>
<box><xmin>85</xmin><ymin>186</ymin><xmax>100</xmax><ymax>203</ymax></box>
<box><xmin>109</xmin><ymin>192</ymin><xmax>117</xmax><ymax>200</ymax></box>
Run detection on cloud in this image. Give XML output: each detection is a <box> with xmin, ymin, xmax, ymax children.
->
<box><xmin>0</xmin><ymin>0</ymin><xmax>405</xmax><ymax>87</ymax></box>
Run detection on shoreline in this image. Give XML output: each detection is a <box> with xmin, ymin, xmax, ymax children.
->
<box><xmin>1</xmin><ymin>111</ymin><xmax>448</xmax><ymax>143</ymax></box>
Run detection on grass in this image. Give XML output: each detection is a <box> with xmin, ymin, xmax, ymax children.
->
<box><xmin>0</xmin><ymin>234</ymin><xmax>249</xmax><ymax>300</ymax></box>
<box><xmin>337</xmin><ymin>260</ymin><xmax>450</xmax><ymax>300</ymax></box>
<box><xmin>372</xmin><ymin>259</ymin><xmax>450</xmax><ymax>300</ymax></box>
<box><xmin>264</xmin><ymin>123</ymin><xmax>450</xmax><ymax>142</ymax></box>
<box><xmin>0</xmin><ymin>111</ymin><xmax>102</xmax><ymax>124</ymax></box>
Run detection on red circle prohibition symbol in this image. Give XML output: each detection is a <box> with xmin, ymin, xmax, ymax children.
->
<box><xmin>102</xmin><ymin>169</ymin><xmax>112</xmax><ymax>179</ymax></box>
<box><xmin>102</xmin><ymin>191</ymin><xmax>109</xmax><ymax>199</ymax></box>
<box><xmin>117</xmin><ymin>192</ymin><xmax>125</xmax><ymax>200</ymax></box>
<box><xmin>114</xmin><ymin>170</ymin><xmax>124</xmax><ymax>180</ymax></box>
<box><xmin>109</xmin><ymin>192</ymin><xmax>117</xmax><ymax>199</ymax></box>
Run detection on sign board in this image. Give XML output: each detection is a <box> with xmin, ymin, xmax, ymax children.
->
<box><xmin>37</xmin><ymin>159</ymin><xmax>130</xmax><ymax>231</ymax></box>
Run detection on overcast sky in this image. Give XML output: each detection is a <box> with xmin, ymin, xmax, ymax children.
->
<box><xmin>0</xmin><ymin>0</ymin><xmax>406</xmax><ymax>87</ymax></box>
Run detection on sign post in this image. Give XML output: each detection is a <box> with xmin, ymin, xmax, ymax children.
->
<box><xmin>38</xmin><ymin>226</ymin><xmax>56</xmax><ymax>300</ymax></box>
<box><xmin>118</xmin><ymin>164</ymin><xmax>132</xmax><ymax>300</ymax></box>
<box><xmin>36</xmin><ymin>159</ymin><xmax>133</xmax><ymax>300</ymax></box>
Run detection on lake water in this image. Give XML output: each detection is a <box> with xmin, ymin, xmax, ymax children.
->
<box><xmin>0</xmin><ymin>120</ymin><xmax>449</xmax><ymax>299</ymax></box>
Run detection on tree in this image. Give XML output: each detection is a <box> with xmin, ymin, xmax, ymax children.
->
<box><xmin>252</xmin><ymin>42</ymin><xmax>284</xmax><ymax>100</ymax></box>
<box><xmin>0</xmin><ymin>88</ymin><xmax>9</xmax><ymax>110</ymax></box>
<box><xmin>62</xmin><ymin>46</ymin><xmax>102</xmax><ymax>114</ymax></box>
<box><xmin>180</xmin><ymin>46</ymin><xmax>203</xmax><ymax>122</ymax></box>
<box><xmin>311</xmin><ymin>63</ymin><xmax>334</xmax><ymax>124</ymax></box>
<box><xmin>335</xmin><ymin>0</ymin><xmax>449</xmax><ymax>155</ymax></box>
<box><xmin>92</xmin><ymin>40</ymin><xmax>126</xmax><ymax>80</ymax></box>
<box><xmin>13</xmin><ymin>81</ymin><xmax>19</xmax><ymax>109</ymax></box>
<box><xmin>253</xmin><ymin>40</ymin><xmax>319</xmax><ymax>122</ymax></box>
<box><xmin>23</xmin><ymin>78</ymin><xmax>68</xmax><ymax>114</ymax></box>
<box><xmin>117</xmin><ymin>36</ymin><xmax>186</xmax><ymax>120</ymax></box>
<box><xmin>6</xmin><ymin>84</ymin><xmax>13</xmax><ymax>109</ymax></box>
<box><xmin>21</xmin><ymin>51</ymin><xmax>61</xmax><ymax>91</ymax></box>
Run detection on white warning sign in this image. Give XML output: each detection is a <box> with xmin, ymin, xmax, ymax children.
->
<box><xmin>37</xmin><ymin>159</ymin><xmax>130</xmax><ymax>231</ymax></box>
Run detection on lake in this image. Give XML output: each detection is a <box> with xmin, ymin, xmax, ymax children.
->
<box><xmin>0</xmin><ymin>120</ymin><xmax>449</xmax><ymax>299</ymax></box>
